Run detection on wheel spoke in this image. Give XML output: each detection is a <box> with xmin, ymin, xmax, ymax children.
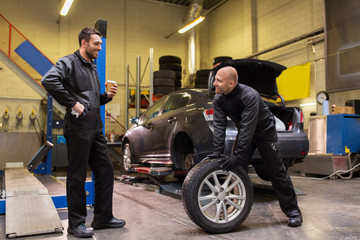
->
<box><xmin>226</xmin><ymin>199</ymin><xmax>244</xmax><ymax>211</ymax></box>
<box><xmin>228</xmin><ymin>194</ymin><xmax>245</xmax><ymax>200</ymax></box>
<box><xmin>200</xmin><ymin>199</ymin><xmax>217</xmax><ymax>212</ymax></box>
<box><xmin>222</xmin><ymin>172</ymin><xmax>233</xmax><ymax>190</ymax></box>
<box><xmin>211</xmin><ymin>172</ymin><xmax>221</xmax><ymax>189</ymax></box>
<box><xmin>227</xmin><ymin>179</ymin><xmax>240</xmax><ymax>192</ymax></box>
<box><xmin>222</xmin><ymin>202</ymin><xmax>228</xmax><ymax>222</ymax></box>
<box><xmin>199</xmin><ymin>194</ymin><xmax>216</xmax><ymax>201</ymax></box>
<box><xmin>204</xmin><ymin>179</ymin><xmax>218</xmax><ymax>193</ymax></box>
<box><xmin>215</xmin><ymin>202</ymin><xmax>223</xmax><ymax>222</ymax></box>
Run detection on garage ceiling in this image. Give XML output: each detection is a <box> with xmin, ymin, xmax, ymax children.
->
<box><xmin>151</xmin><ymin>0</ymin><xmax>226</xmax><ymax>10</ymax></box>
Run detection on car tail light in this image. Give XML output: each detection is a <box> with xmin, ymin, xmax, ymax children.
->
<box><xmin>300</xmin><ymin>110</ymin><xmax>304</xmax><ymax>123</ymax></box>
<box><xmin>203</xmin><ymin>108</ymin><xmax>214</xmax><ymax>121</ymax></box>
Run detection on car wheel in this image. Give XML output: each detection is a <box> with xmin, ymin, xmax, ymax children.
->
<box><xmin>123</xmin><ymin>143</ymin><xmax>132</xmax><ymax>172</ymax></box>
<box><xmin>182</xmin><ymin>158</ymin><xmax>253</xmax><ymax>233</ymax></box>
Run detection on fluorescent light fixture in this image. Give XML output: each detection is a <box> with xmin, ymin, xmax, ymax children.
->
<box><xmin>300</xmin><ymin>102</ymin><xmax>316</xmax><ymax>107</ymax></box>
<box><xmin>178</xmin><ymin>16</ymin><xmax>205</xmax><ymax>34</ymax></box>
<box><xmin>60</xmin><ymin>0</ymin><xmax>74</xmax><ymax>16</ymax></box>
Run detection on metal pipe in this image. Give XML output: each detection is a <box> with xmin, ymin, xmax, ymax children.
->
<box><xmin>149</xmin><ymin>48</ymin><xmax>154</xmax><ymax>106</ymax></box>
<box><xmin>245</xmin><ymin>28</ymin><xmax>324</xmax><ymax>59</ymax></box>
<box><xmin>126</xmin><ymin>64</ymin><xmax>129</xmax><ymax>130</ymax></box>
<box><xmin>136</xmin><ymin>56</ymin><xmax>141</xmax><ymax>117</ymax></box>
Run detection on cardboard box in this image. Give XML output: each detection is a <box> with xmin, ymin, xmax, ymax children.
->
<box><xmin>332</xmin><ymin>105</ymin><xmax>355</xmax><ymax>114</ymax></box>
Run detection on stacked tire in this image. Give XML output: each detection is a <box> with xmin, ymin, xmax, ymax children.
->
<box><xmin>212</xmin><ymin>56</ymin><xmax>232</xmax><ymax>66</ymax></box>
<box><xmin>153</xmin><ymin>70</ymin><xmax>176</xmax><ymax>95</ymax></box>
<box><xmin>194</xmin><ymin>69</ymin><xmax>211</xmax><ymax>89</ymax></box>
<box><xmin>159</xmin><ymin>55</ymin><xmax>182</xmax><ymax>90</ymax></box>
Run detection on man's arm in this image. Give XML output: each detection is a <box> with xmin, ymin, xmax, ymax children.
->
<box><xmin>213</xmin><ymin>96</ymin><xmax>227</xmax><ymax>156</ymax></box>
<box><xmin>233</xmin><ymin>90</ymin><xmax>259</xmax><ymax>159</ymax></box>
<box><xmin>41</xmin><ymin>58</ymin><xmax>77</xmax><ymax>109</ymax></box>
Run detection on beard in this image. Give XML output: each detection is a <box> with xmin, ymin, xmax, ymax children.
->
<box><xmin>86</xmin><ymin>48</ymin><xmax>98</xmax><ymax>60</ymax></box>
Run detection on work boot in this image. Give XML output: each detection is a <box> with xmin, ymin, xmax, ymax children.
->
<box><xmin>67</xmin><ymin>222</ymin><xmax>94</xmax><ymax>238</ymax></box>
<box><xmin>91</xmin><ymin>217</ymin><xmax>126</xmax><ymax>229</ymax></box>
<box><xmin>288</xmin><ymin>214</ymin><xmax>303</xmax><ymax>227</ymax></box>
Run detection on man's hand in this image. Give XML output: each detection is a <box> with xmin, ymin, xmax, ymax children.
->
<box><xmin>106</xmin><ymin>82</ymin><xmax>118</xmax><ymax>98</ymax></box>
<box><xmin>72</xmin><ymin>102</ymin><xmax>85</xmax><ymax>115</ymax></box>
<box><xmin>218</xmin><ymin>155</ymin><xmax>239</xmax><ymax>171</ymax></box>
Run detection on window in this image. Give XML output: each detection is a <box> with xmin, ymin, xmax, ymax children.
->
<box><xmin>145</xmin><ymin>96</ymin><xmax>167</xmax><ymax>119</ymax></box>
<box><xmin>162</xmin><ymin>93</ymin><xmax>191</xmax><ymax>113</ymax></box>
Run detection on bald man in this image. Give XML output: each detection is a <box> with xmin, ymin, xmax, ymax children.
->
<box><xmin>212</xmin><ymin>66</ymin><xmax>302</xmax><ymax>227</ymax></box>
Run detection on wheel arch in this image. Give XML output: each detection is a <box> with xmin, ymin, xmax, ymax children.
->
<box><xmin>172</xmin><ymin>132</ymin><xmax>195</xmax><ymax>169</ymax></box>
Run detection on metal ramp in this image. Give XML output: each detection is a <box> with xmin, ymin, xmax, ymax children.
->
<box><xmin>5</xmin><ymin>165</ymin><xmax>63</xmax><ymax>238</ymax></box>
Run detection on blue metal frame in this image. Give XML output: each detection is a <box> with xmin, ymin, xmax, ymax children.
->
<box><xmin>34</xmin><ymin>94</ymin><xmax>53</xmax><ymax>175</ymax></box>
<box><xmin>95</xmin><ymin>36</ymin><xmax>106</xmax><ymax>129</ymax></box>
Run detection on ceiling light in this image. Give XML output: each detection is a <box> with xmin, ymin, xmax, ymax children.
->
<box><xmin>178</xmin><ymin>16</ymin><xmax>205</xmax><ymax>34</ymax></box>
<box><xmin>60</xmin><ymin>0</ymin><xmax>74</xmax><ymax>16</ymax></box>
<box><xmin>300</xmin><ymin>102</ymin><xmax>316</xmax><ymax>107</ymax></box>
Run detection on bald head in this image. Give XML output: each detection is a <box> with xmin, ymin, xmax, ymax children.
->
<box><xmin>213</xmin><ymin>66</ymin><xmax>238</xmax><ymax>94</ymax></box>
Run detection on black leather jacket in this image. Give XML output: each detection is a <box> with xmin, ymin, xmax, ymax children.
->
<box><xmin>213</xmin><ymin>83</ymin><xmax>273</xmax><ymax>158</ymax></box>
<box><xmin>41</xmin><ymin>50</ymin><xmax>111</xmax><ymax>111</ymax></box>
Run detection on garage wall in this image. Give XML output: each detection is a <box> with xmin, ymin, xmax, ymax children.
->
<box><xmin>200</xmin><ymin>0</ymin><xmax>360</xmax><ymax>130</ymax></box>
<box><xmin>0</xmin><ymin>0</ymin><xmax>188</xmax><ymax>165</ymax></box>
<box><xmin>0</xmin><ymin>0</ymin><xmax>188</xmax><ymax>137</ymax></box>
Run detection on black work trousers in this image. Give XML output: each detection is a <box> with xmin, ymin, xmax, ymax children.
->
<box><xmin>64</xmin><ymin>108</ymin><xmax>114</xmax><ymax>226</ymax></box>
<box><xmin>234</xmin><ymin>121</ymin><xmax>301</xmax><ymax>217</ymax></box>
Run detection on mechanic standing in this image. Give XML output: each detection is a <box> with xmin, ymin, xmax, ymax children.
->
<box><xmin>211</xmin><ymin>66</ymin><xmax>302</xmax><ymax>227</ymax></box>
<box><xmin>42</xmin><ymin>27</ymin><xmax>125</xmax><ymax>238</ymax></box>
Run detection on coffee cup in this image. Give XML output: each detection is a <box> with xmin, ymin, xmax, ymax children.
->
<box><xmin>106</xmin><ymin>80</ymin><xmax>116</xmax><ymax>92</ymax></box>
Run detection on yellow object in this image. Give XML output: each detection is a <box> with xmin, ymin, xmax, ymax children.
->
<box><xmin>276</xmin><ymin>62</ymin><xmax>311</xmax><ymax>101</ymax></box>
<box><xmin>345</xmin><ymin>146</ymin><xmax>350</xmax><ymax>154</ymax></box>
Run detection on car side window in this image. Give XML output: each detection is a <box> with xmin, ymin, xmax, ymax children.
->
<box><xmin>162</xmin><ymin>93</ymin><xmax>190</xmax><ymax>114</ymax></box>
<box><xmin>145</xmin><ymin>97</ymin><xmax>167</xmax><ymax>119</ymax></box>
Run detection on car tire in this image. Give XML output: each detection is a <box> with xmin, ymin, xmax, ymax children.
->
<box><xmin>196</xmin><ymin>69</ymin><xmax>211</xmax><ymax>78</ymax></box>
<box><xmin>154</xmin><ymin>78</ymin><xmax>175</xmax><ymax>87</ymax></box>
<box><xmin>154</xmin><ymin>86</ymin><xmax>175</xmax><ymax>95</ymax></box>
<box><xmin>159</xmin><ymin>55</ymin><xmax>181</xmax><ymax>65</ymax></box>
<box><xmin>122</xmin><ymin>143</ymin><xmax>133</xmax><ymax>172</ymax></box>
<box><xmin>154</xmin><ymin>70</ymin><xmax>176</xmax><ymax>79</ymax></box>
<box><xmin>160</xmin><ymin>63</ymin><xmax>182</xmax><ymax>72</ymax></box>
<box><xmin>182</xmin><ymin>158</ymin><xmax>253</xmax><ymax>233</ymax></box>
<box><xmin>213</xmin><ymin>56</ymin><xmax>232</xmax><ymax>66</ymax></box>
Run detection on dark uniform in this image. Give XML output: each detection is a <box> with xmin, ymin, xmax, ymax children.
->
<box><xmin>213</xmin><ymin>83</ymin><xmax>301</xmax><ymax>218</ymax></box>
<box><xmin>41</xmin><ymin>50</ymin><xmax>114</xmax><ymax>226</ymax></box>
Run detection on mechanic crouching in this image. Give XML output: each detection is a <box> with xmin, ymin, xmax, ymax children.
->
<box><xmin>210</xmin><ymin>66</ymin><xmax>302</xmax><ymax>227</ymax></box>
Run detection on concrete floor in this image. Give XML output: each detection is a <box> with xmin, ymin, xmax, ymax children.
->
<box><xmin>1</xmin><ymin>172</ymin><xmax>360</xmax><ymax>240</ymax></box>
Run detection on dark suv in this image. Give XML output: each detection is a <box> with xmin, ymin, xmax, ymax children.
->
<box><xmin>121</xmin><ymin>59</ymin><xmax>309</xmax><ymax>177</ymax></box>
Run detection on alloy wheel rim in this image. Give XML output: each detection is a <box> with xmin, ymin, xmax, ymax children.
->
<box><xmin>197</xmin><ymin>170</ymin><xmax>246</xmax><ymax>223</ymax></box>
<box><xmin>123</xmin><ymin>145</ymin><xmax>132</xmax><ymax>171</ymax></box>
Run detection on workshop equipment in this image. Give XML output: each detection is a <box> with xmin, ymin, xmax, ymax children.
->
<box><xmin>4</xmin><ymin>164</ymin><xmax>63</xmax><ymax>238</ymax></box>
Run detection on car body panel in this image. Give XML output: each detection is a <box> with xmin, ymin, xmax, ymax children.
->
<box><xmin>122</xmin><ymin>59</ymin><xmax>309</xmax><ymax>171</ymax></box>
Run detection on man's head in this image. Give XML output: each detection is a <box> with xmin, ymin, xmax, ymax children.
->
<box><xmin>78</xmin><ymin>27</ymin><xmax>102</xmax><ymax>61</ymax></box>
<box><xmin>213</xmin><ymin>66</ymin><xmax>238</xmax><ymax>94</ymax></box>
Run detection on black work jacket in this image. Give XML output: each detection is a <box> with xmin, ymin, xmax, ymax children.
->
<box><xmin>41</xmin><ymin>50</ymin><xmax>111</xmax><ymax>111</ymax></box>
<box><xmin>213</xmin><ymin>83</ymin><xmax>273</xmax><ymax>158</ymax></box>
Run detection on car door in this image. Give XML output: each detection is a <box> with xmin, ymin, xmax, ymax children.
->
<box><xmin>149</xmin><ymin>93</ymin><xmax>191</xmax><ymax>155</ymax></box>
<box><xmin>135</xmin><ymin>96</ymin><xmax>168</xmax><ymax>157</ymax></box>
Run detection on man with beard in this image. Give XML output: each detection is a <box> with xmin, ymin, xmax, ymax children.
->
<box><xmin>42</xmin><ymin>27</ymin><xmax>125</xmax><ymax>238</ymax></box>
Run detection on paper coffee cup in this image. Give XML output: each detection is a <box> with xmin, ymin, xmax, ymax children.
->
<box><xmin>106</xmin><ymin>80</ymin><xmax>116</xmax><ymax>92</ymax></box>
